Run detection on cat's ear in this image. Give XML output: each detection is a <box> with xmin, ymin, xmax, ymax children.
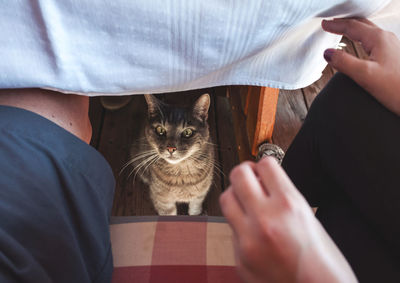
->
<box><xmin>193</xmin><ymin>93</ymin><xmax>210</xmax><ymax>121</ymax></box>
<box><xmin>144</xmin><ymin>94</ymin><xmax>160</xmax><ymax>117</ymax></box>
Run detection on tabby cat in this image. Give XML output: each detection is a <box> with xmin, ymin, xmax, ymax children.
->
<box><xmin>129</xmin><ymin>93</ymin><xmax>215</xmax><ymax>215</ymax></box>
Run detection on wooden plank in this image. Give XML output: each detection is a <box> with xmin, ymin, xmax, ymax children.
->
<box><xmin>302</xmin><ymin>66</ymin><xmax>334</xmax><ymax>109</ymax></box>
<box><xmin>250</xmin><ymin>87</ymin><xmax>279</xmax><ymax>156</ymax></box>
<box><xmin>88</xmin><ymin>97</ymin><xmax>105</xmax><ymax>149</ymax></box>
<box><xmin>351</xmin><ymin>40</ymin><xmax>368</xmax><ymax>60</ymax></box>
<box><xmin>94</xmin><ymin>35</ymin><xmax>368</xmax><ymax>218</ymax></box>
<box><xmin>243</xmin><ymin>87</ymin><xmax>251</xmax><ymax>115</ymax></box>
<box><xmin>98</xmin><ymin>95</ymin><xmax>157</xmax><ymax>216</ymax></box>
<box><xmin>228</xmin><ymin>86</ymin><xmax>254</xmax><ymax>163</ymax></box>
<box><xmin>214</xmin><ymin>86</ymin><xmax>240</xmax><ymax>190</ymax></box>
<box><xmin>342</xmin><ymin>37</ymin><xmax>360</xmax><ymax>59</ymax></box>
<box><xmin>245</xmin><ymin>87</ymin><xmax>260</xmax><ymax>154</ymax></box>
<box><xmin>272</xmin><ymin>89</ymin><xmax>308</xmax><ymax>152</ymax></box>
<box><xmin>242</xmin><ymin>88</ymin><xmax>250</xmax><ymax>114</ymax></box>
<box><xmin>203</xmin><ymin>89</ymin><xmax>223</xmax><ymax>216</ymax></box>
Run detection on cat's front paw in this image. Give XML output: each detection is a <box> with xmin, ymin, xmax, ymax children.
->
<box><xmin>158</xmin><ymin>208</ymin><xmax>177</xmax><ymax>216</ymax></box>
<box><xmin>188</xmin><ymin>206</ymin><xmax>202</xmax><ymax>216</ymax></box>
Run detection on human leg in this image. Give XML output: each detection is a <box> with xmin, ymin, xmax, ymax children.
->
<box><xmin>282</xmin><ymin>72</ymin><xmax>400</xmax><ymax>282</ymax></box>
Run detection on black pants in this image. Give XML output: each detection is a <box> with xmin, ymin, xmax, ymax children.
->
<box><xmin>282</xmin><ymin>73</ymin><xmax>400</xmax><ymax>283</ymax></box>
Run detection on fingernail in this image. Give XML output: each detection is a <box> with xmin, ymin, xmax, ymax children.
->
<box><xmin>321</xmin><ymin>19</ymin><xmax>331</xmax><ymax>29</ymax></box>
<box><xmin>324</xmin><ymin>49</ymin><xmax>335</xmax><ymax>62</ymax></box>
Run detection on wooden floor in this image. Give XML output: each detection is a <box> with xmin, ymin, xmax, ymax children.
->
<box><xmin>89</xmin><ymin>37</ymin><xmax>364</xmax><ymax>216</ymax></box>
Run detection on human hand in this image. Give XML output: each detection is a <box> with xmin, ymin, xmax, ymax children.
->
<box><xmin>322</xmin><ymin>18</ymin><xmax>400</xmax><ymax>116</ymax></box>
<box><xmin>220</xmin><ymin>157</ymin><xmax>357</xmax><ymax>283</ymax></box>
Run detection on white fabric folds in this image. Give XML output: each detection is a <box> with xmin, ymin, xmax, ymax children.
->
<box><xmin>0</xmin><ymin>0</ymin><xmax>398</xmax><ymax>95</ymax></box>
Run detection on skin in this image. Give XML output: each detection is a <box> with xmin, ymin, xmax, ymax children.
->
<box><xmin>322</xmin><ymin>18</ymin><xmax>400</xmax><ymax>116</ymax></box>
<box><xmin>0</xmin><ymin>88</ymin><xmax>92</xmax><ymax>143</ymax></box>
<box><xmin>0</xmin><ymin>16</ymin><xmax>396</xmax><ymax>282</ymax></box>
<box><xmin>220</xmin><ymin>158</ymin><xmax>357</xmax><ymax>283</ymax></box>
<box><xmin>220</xmin><ymin>18</ymin><xmax>400</xmax><ymax>283</ymax></box>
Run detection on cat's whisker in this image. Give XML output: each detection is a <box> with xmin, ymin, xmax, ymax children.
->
<box><xmin>128</xmin><ymin>150</ymin><xmax>158</xmax><ymax>162</ymax></box>
<box><xmin>131</xmin><ymin>154</ymin><xmax>158</xmax><ymax>182</ymax></box>
<box><xmin>140</xmin><ymin>156</ymin><xmax>160</xmax><ymax>179</ymax></box>
<box><xmin>212</xmin><ymin>180</ymin><xmax>219</xmax><ymax>190</ymax></box>
<box><xmin>211</xmin><ymin>164</ymin><xmax>225</xmax><ymax>178</ymax></box>
<box><xmin>202</xmin><ymin>157</ymin><xmax>223</xmax><ymax>171</ymax></box>
<box><xmin>213</xmin><ymin>165</ymin><xmax>226</xmax><ymax>178</ymax></box>
<box><xmin>130</xmin><ymin>154</ymin><xmax>156</xmax><ymax>175</ymax></box>
<box><xmin>141</xmin><ymin>155</ymin><xmax>159</xmax><ymax>175</ymax></box>
<box><xmin>203</xmin><ymin>142</ymin><xmax>231</xmax><ymax>152</ymax></box>
<box><xmin>127</xmin><ymin>154</ymin><xmax>155</xmax><ymax>178</ymax></box>
<box><xmin>190</xmin><ymin>154</ymin><xmax>226</xmax><ymax>179</ymax></box>
<box><xmin>124</xmin><ymin>151</ymin><xmax>154</xmax><ymax>167</ymax></box>
<box><xmin>120</xmin><ymin>150</ymin><xmax>158</xmax><ymax>175</ymax></box>
<box><xmin>196</xmin><ymin>152</ymin><xmax>222</xmax><ymax>167</ymax></box>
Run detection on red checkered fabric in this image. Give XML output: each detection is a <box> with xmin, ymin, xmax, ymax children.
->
<box><xmin>110</xmin><ymin>216</ymin><xmax>241</xmax><ymax>283</ymax></box>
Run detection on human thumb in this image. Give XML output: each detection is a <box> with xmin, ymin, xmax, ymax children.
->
<box><xmin>324</xmin><ymin>48</ymin><xmax>375</xmax><ymax>87</ymax></box>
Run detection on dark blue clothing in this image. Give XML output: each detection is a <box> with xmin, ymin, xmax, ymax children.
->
<box><xmin>0</xmin><ymin>106</ymin><xmax>115</xmax><ymax>283</ymax></box>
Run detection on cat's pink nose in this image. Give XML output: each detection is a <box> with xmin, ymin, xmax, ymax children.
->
<box><xmin>167</xmin><ymin>146</ymin><xmax>177</xmax><ymax>154</ymax></box>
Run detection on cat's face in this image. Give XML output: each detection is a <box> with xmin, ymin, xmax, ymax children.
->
<box><xmin>144</xmin><ymin>94</ymin><xmax>210</xmax><ymax>164</ymax></box>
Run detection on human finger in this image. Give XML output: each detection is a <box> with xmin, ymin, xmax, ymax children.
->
<box><xmin>220</xmin><ymin>188</ymin><xmax>247</xmax><ymax>236</ymax></box>
<box><xmin>236</xmin><ymin>259</ymin><xmax>262</xmax><ymax>283</ymax></box>
<box><xmin>232</xmin><ymin>237</ymin><xmax>253</xmax><ymax>283</ymax></box>
<box><xmin>322</xmin><ymin>18</ymin><xmax>377</xmax><ymax>53</ymax></box>
<box><xmin>353</xmin><ymin>18</ymin><xmax>378</xmax><ymax>27</ymax></box>
<box><xmin>324</xmin><ymin>48</ymin><xmax>379</xmax><ymax>90</ymax></box>
<box><xmin>229</xmin><ymin>162</ymin><xmax>268</xmax><ymax>215</ymax></box>
<box><xmin>332</xmin><ymin>17</ymin><xmax>378</xmax><ymax>28</ymax></box>
<box><xmin>255</xmin><ymin>157</ymin><xmax>299</xmax><ymax>199</ymax></box>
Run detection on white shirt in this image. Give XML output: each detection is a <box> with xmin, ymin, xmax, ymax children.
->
<box><xmin>0</xmin><ymin>0</ymin><xmax>398</xmax><ymax>95</ymax></box>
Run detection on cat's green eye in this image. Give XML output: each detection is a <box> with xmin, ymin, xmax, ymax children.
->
<box><xmin>155</xmin><ymin>126</ymin><xmax>166</xmax><ymax>136</ymax></box>
<box><xmin>182</xmin><ymin>128</ymin><xmax>193</xmax><ymax>138</ymax></box>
